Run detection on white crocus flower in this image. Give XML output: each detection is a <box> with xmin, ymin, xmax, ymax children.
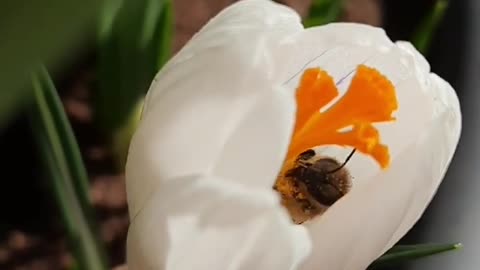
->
<box><xmin>125</xmin><ymin>0</ymin><xmax>461</xmax><ymax>270</ymax></box>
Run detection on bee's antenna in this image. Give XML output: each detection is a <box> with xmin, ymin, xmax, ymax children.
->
<box><xmin>327</xmin><ymin>148</ymin><xmax>356</xmax><ymax>174</ymax></box>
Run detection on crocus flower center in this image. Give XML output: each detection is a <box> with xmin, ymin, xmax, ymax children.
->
<box><xmin>274</xmin><ymin>65</ymin><xmax>398</xmax><ymax>224</ymax></box>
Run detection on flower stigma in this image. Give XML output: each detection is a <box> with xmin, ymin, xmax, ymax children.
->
<box><xmin>273</xmin><ymin>65</ymin><xmax>398</xmax><ymax>224</ymax></box>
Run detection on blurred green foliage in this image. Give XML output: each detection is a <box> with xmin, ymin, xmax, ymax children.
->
<box><xmin>304</xmin><ymin>0</ymin><xmax>343</xmax><ymax>27</ymax></box>
<box><xmin>96</xmin><ymin>0</ymin><xmax>173</xmax><ymax>168</ymax></box>
<box><xmin>96</xmin><ymin>0</ymin><xmax>172</xmax><ymax>132</ymax></box>
<box><xmin>411</xmin><ymin>0</ymin><xmax>449</xmax><ymax>54</ymax></box>
<box><xmin>0</xmin><ymin>0</ymin><xmax>103</xmax><ymax>128</ymax></box>
<box><xmin>30</xmin><ymin>67</ymin><xmax>108</xmax><ymax>270</ymax></box>
<box><xmin>370</xmin><ymin>243</ymin><xmax>462</xmax><ymax>268</ymax></box>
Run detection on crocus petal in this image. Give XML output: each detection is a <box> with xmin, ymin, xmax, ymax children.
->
<box><xmin>301</xmin><ymin>70</ymin><xmax>461</xmax><ymax>270</ymax></box>
<box><xmin>126</xmin><ymin>0</ymin><xmax>302</xmax><ymax>217</ymax></box>
<box><xmin>142</xmin><ymin>0</ymin><xmax>302</xmax><ymax>115</ymax></box>
<box><xmin>210</xmin><ymin>87</ymin><xmax>296</xmax><ymax>189</ymax></box>
<box><xmin>384</xmin><ymin>73</ymin><xmax>462</xmax><ymax>249</ymax></box>
<box><xmin>127</xmin><ymin>174</ymin><xmax>311</xmax><ymax>270</ymax></box>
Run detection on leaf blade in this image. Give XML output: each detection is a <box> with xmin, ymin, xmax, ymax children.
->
<box><xmin>30</xmin><ymin>66</ymin><xmax>109</xmax><ymax>270</ymax></box>
<box><xmin>370</xmin><ymin>242</ymin><xmax>462</xmax><ymax>268</ymax></box>
<box><xmin>411</xmin><ymin>0</ymin><xmax>449</xmax><ymax>54</ymax></box>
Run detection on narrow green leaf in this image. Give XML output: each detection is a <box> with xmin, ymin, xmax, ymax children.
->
<box><xmin>112</xmin><ymin>98</ymin><xmax>144</xmax><ymax>169</ymax></box>
<box><xmin>304</xmin><ymin>0</ymin><xmax>343</xmax><ymax>27</ymax></box>
<box><xmin>30</xmin><ymin>66</ymin><xmax>108</xmax><ymax>270</ymax></box>
<box><xmin>411</xmin><ymin>0</ymin><xmax>449</xmax><ymax>54</ymax></box>
<box><xmin>370</xmin><ymin>242</ymin><xmax>462</xmax><ymax>268</ymax></box>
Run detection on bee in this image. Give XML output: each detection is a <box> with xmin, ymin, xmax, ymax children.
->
<box><xmin>274</xmin><ymin>149</ymin><xmax>354</xmax><ymax>224</ymax></box>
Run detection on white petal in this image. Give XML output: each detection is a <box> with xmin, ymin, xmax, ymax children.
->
<box><xmin>383</xmin><ymin>73</ymin><xmax>461</xmax><ymax>249</ymax></box>
<box><xmin>379</xmin><ymin>43</ymin><xmax>461</xmax><ymax>249</ymax></box>
<box><xmin>127</xmin><ymin>174</ymin><xmax>311</xmax><ymax>270</ymax></box>
<box><xmin>126</xmin><ymin>83</ymin><xmax>296</xmax><ymax>217</ymax></box>
<box><xmin>301</xmin><ymin>104</ymin><xmax>460</xmax><ymax>270</ymax></box>
<box><xmin>143</xmin><ymin>0</ymin><xmax>302</xmax><ymax>114</ymax></box>
<box><xmin>211</xmin><ymin>87</ymin><xmax>296</xmax><ymax>189</ymax></box>
<box><xmin>126</xmin><ymin>0</ymin><xmax>301</xmax><ymax>217</ymax></box>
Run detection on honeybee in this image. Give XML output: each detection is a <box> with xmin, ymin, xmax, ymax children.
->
<box><xmin>274</xmin><ymin>149</ymin><xmax>354</xmax><ymax>224</ymax></box>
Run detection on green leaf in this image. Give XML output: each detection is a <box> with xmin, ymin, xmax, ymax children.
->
<box><xmin>0</xmin><ymin>0</ymin><xmax>104</xmax><ymax>128</ymax></box>
<box><xmin>370</xmin><ymin>242</ymin><xmax>462</xmax><ymax>268</ymax></box>
<box><xmin>411</xmin><ymin>0</ymin><xmax>449</xmax><ymax>54</ymax></box>
<box><xmin>112</xmin><ymin>98</ymin><xmax>144</xmax><ymax>169</ymax></box>
<box><xmin>96</xmin><ymin>0</ymin><xmax>173</xmax><ymax>132</ymax></box>
<box><xmin>304</xmin><ymin>0</ymin><xmax>343</xmax><ymax>27</ymax></box>
<box><xmin>30</xmin><ymin>66</ymin><xmax>108</xmax><ymax>270</ymax></box>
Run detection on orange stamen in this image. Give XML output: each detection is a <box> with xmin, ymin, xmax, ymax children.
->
<box><xmin>294</xmin><ymin>68</ymin><xmax>338</xmax><ymax>134</ymax></box>
<box><xmin>287</xmin><ymin>64</ymin><xmax>398</xmax><ymax>169</ymax></box>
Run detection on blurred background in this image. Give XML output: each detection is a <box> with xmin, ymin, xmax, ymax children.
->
<box><xmin>0</xmin><ymin>0</ymin><xmax>475</xmax><ymax>269</ymax></box>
